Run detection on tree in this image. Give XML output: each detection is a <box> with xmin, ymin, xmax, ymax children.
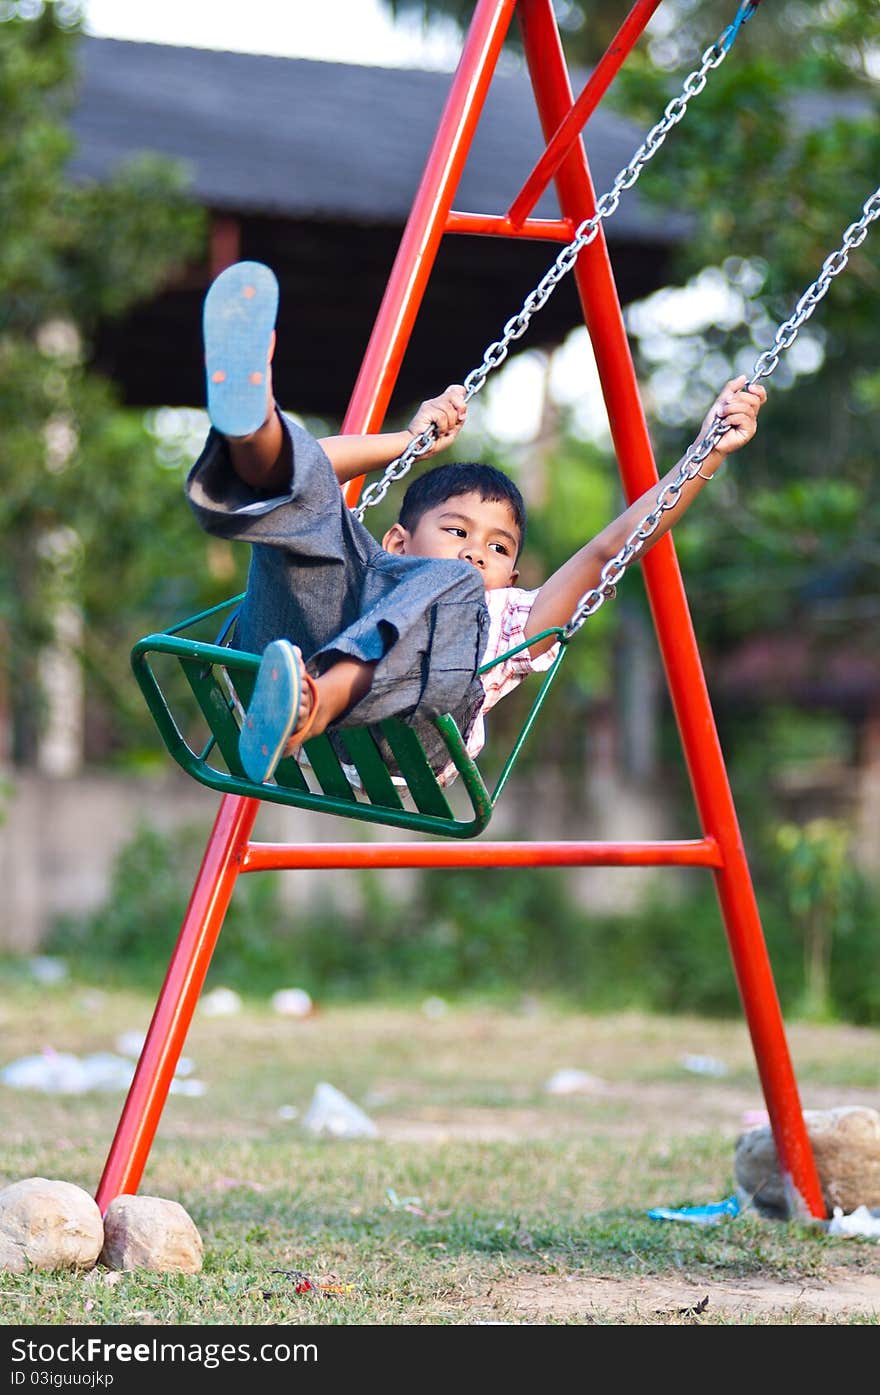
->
<box><xmin>609</xmin><ymin>11</ymin><xmax>880</xmax><ymax>649</ymax></box>
<box><xmin>0</xmin><ymin>2</ymin><xmax>213</xmax><ymax>769</ymax></box>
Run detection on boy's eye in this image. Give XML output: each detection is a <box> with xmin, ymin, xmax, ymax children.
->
<box><xmin>445</xmin><ymin>527</ymin><xmax>467</xmax><ymax>538</ymax></box>
<box><xmin>490</xmin><ymin>542</ymin><xmax>509</xmax><ymax>556</ymax></box>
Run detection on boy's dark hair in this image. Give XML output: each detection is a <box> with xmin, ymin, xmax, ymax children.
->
<box><xmin>398</xmin><ymin>462</ymin><xmax>527</xmax><ymax>556</ymax></box>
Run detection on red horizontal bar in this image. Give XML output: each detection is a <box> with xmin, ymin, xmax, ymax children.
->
<box><xmin>445</xmin><ymin>210</ymin><xmax>575</xmax><ymax>241</ymax></box>
<box><xmin>507</xmin><ymin>0</ymin><xmax>664</xmax><ymax>227</ymax></box>
<box><xmin>241</xmin><ymin>837</ymin><xmax>722</xmax><ymax>873</ymax></box>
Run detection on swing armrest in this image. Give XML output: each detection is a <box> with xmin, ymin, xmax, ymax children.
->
<box><xmin>478</xmin><ymin>627</ymin><xmax>566</xmax><ymax>675</ymax></box>
<box><xmin>130</xmin><ymin>632</ymin><xmax>260</xmax><ymax>773</ymax></box>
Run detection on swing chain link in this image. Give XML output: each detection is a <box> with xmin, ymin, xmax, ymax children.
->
<box><xmin>562</xmin><ymin>184</ymin><xmax>880</xmax><ymax>637</ymax></box>
<box><xmin>562</xmin><ymin>417</ymin><xmax>728</xmax><ymax>635</ymax></box>
<box><xmin>749</xmin><ymin>188</ymin><xmax>880</xmax><ymax>383</ymax></box>
<box><xmin>353</xmin><ymin>9</ymin><xmax>751</xmax><ymax>523</ymax></box>
<box><xmin>459</xmin><ymin>32</ymin><xmax>733</xmax><ymax>402</ymax></box>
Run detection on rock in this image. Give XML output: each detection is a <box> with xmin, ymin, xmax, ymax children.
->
<box><xmin>735</xmin><ymin>1106</ymin><xmax>880</xmax><ymax>1219</ymax></box>
<box><xmin>100</xmin><ymin>1194</ymin><xmax>203</xmax><ymax>1273</ymax></box>
<box><xmin>0</xmin><ymin>1178</ymin><xmax>103</xmax><ymax>1274</ymax></box>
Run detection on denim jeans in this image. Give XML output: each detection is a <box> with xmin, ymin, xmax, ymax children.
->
<box><xmin>185</xmin><ymin>412</ymin><xmax>489</xmax><ymax>764</ymax></box>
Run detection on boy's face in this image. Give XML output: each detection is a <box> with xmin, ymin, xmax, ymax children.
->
<box><xmin>382</xmin><ymin>491</ymin><xmax>520</xmax><ymax>591</ymax></box>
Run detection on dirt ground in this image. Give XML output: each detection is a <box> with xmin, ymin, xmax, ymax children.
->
<box><xmin>380</xmin><ymin>1074</ymin><xmax>879</xmax><ymax>1143</ymax></box>
<box><xmin>380</xmin><ymin>1070</ymin><xmax>880</xmax><ymax>1323</ymax></box>
<box><xmin>477</xmin><ymin>1269</ymin><xmax>880</xmax><ymax>1322</ymax></box>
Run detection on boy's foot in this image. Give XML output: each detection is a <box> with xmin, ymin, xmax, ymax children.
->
<box><xmin>203</xmin><ymin>260</ymin><xmax>279</xmax><ymax>437</ymax></box>
<box><xmin>239</xmin><ymin>640</ymin><xmax>321</xmax><ymax>784</ymax></box>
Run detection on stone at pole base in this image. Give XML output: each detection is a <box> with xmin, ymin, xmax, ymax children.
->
<box><xmin>734</xmin><ymin>1106</ymin><xmax>880</xmax><ymax>1219</ymax></box>
<box><xmin>100</xmin><ymin>1194</ymin><xmax>203</xmax><ymax>1273</ymax></box>
<box><xmin>0</xmin><ymin>1178</ymin><xmax>103</xmax><ymax>1274</ymax></box>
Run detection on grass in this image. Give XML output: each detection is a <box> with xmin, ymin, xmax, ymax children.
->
<box><xmin>1</xmin><ymin>971</ymin><xmax>879</xmax><ymax>1326</ymax></box>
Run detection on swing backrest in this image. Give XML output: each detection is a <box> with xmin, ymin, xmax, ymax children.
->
<box><xmin>131</xmin><ymin>595</ymin><xmax>568</xmax><ymax>839</ymax></box>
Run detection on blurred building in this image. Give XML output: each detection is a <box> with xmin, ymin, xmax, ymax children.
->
<box><xmin>69</xmin><ymin>36</ymin><xmax>689</xmax><ymax>418</ymax></box>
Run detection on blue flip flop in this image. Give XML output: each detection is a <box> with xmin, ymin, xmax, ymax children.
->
<box><xmin>202</xmin><ymin>260</ymin><xmax>279</xmax><ymax>437</ymax></box>
<box><xmin>239</xmin><ymin>639</ymin><xmax>304</xmax><ymax>784</ymax></box>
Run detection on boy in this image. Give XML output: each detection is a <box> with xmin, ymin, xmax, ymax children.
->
<box><xmin>186</xmin><ymin>260</ymin><xmax>765</xmax><ymax>787</ymax></box>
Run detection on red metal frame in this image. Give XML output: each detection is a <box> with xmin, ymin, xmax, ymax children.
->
<box><xmin>96</xmin><ymin>0</ymin><xmax>825</xmax><ymax>1220</ymax></box>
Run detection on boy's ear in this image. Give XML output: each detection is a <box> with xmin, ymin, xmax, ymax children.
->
<box><xmin>382</xmin><ymin>522</ymin><xmax>409</xmax><ymax>554</ymax></box>
<box><xmin>509</xmin><ymin>566</ymin><xmax>519</xmax><ymax>586</ymax></box>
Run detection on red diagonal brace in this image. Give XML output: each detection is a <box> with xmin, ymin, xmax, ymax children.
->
<box><xmin>507</xmin><ymin>0</ymin><xmax>664</xmax><ymax>227</ymax></box>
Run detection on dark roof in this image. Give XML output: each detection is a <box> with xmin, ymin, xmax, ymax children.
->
<box><xmin>69</xmin><ymin>37</ymin><xmax>689</xmax><ymax>417</ymax></box>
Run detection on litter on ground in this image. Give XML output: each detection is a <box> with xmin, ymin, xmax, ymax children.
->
<box><xmin>648</xmin><ymin>1195</ymin><xmax>741</xmax><ymax>1225</ymax></box>
<box><xmin>680</xmin><ymin>1054</ymin><xmax>728</xmax><ymax>1077</ymax></box>
<box><xmin>199</xmin><ymin>987</ymin><xmax>242</xmax><ymax>1017</ymax></box>
<box><xmin>27</xmin><ymin>956</ymin><xmax>68</xmax><ymax>985</ymax></box>
<box><xmin>0</xmin><ymin>1048</ymin><xmax>204</xmax><ymax>1096</ymax></box>
<box><xmin>543</xmin><ymin>1068</ymin><xmax>606</xmax><ymax>1095</ymax></box>
<box><xmin>301</xmin><ymin>1082</ymin><xmax>378</xmax><ymax>1139</ymax></box>
<box><xmin>828</xmin><ymin>1205</ymin><xmax>880</xmax><ymax>1240</ymax></box>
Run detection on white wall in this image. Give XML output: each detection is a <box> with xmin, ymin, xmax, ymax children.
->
<box><xmin>0</xmin><ymin>764</ymin><xmax>679</xmax><ymax>954</ymax></box>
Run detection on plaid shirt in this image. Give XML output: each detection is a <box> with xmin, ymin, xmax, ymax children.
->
<box><xmin>435</xmin><ymin>585</ymin><xmax>560</xmax><ymax>787</ymax></box>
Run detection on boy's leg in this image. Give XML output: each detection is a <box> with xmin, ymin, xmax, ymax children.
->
<box><xmin>203</xmin><ymin>261</ymin><xmax>277</xmax><ymax>437</ymax></box>
<box><xmin>239</xmin><ymin>639</ymin><xmax>378</xmax><ymax>783</ymax></box>
<box><xmin>202</xmin><ymin>260</ymin><xmax>292</xmax><ymax>489</ymax></box>
<box><xmin>192</xmin><ymin>262</ymin><xmax>489</xmax><ymax>777</ymax></box>
<box><xmin>191</xmin><ymin>262</ymin><xmax>380</xmax><ymax>663</ymax></box>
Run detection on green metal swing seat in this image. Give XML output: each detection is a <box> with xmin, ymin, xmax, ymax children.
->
<box><xmin>132</xmin><ymin>593</ymin><xmax>568</xmax><ymax>840</ymax></box>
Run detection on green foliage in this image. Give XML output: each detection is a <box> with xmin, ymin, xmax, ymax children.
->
<box><xmin>773</xmin><ymin>817</ymin><xmax>860</xmax><ymax>1021</ymax></box>
<box><xmin>0</xmin><ymin>4</ymin><xmax>211</xmax><ymax>764</ymax></box>
<box><xmin>604</xmin><ymin>26</ymin><xmax>880</xmax><ymax>698</ymax></box>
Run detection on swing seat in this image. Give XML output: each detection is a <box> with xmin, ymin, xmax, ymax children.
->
<box><xmin>131</xmin><ymin>594</ymin><xmax>566</xmax><ymax>839</ymax></box>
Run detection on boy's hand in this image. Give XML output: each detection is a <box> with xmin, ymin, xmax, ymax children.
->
<box><xmin>408</xmin><ymin>384</ymin><xmax>468</xmax><ymax>457</ymax></box>
<box><xmin>697</xmin><ymin>374</ymin><xmax>767</xmax><ymax>458</ymax></box>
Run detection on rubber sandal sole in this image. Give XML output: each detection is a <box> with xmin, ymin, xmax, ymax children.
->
<box><xmin>239</xmin><ymin>639</ymin><xmax>303</xmax><ymax>784</ymax></box>
<box><xmin>203</xmin><ymin>260</ymin><xmax>279</xmax><ymax>437</ymax></box>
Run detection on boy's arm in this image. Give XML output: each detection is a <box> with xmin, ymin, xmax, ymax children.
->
<box><xmin>319</xmin><ymin>385</ymin><xmax>468</xmax><ymax>486</ymax></box>
<box><xmin>524</xmin><ymin>376</ymin><xmax>767</xmax><ymax>655</ymax></box>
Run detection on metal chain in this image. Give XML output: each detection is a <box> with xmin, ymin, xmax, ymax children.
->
<box><xmin>562</xmin><ymin>184</ymin><xmax>880</xmax><ymax>637</ymax></box>
<box><xmin>353</xmin><ymin>1</ymin><xmax>760</xmax><ymax>521</ymax></box>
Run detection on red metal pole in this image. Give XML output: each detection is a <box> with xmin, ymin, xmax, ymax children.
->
<box><xmin>241</xmin><ymin>837</ymin><xmax>722</xmax><ymax>874</ymax></box>
<box><xmin>95</xmin><ymin>794</ymin><xmax>258</xmax><ymax>1210</ymax></box>
<box><xmin>518</xmin><ymin>0</ymin><xmax>824</xmax><ymax>1218</ymax></box>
